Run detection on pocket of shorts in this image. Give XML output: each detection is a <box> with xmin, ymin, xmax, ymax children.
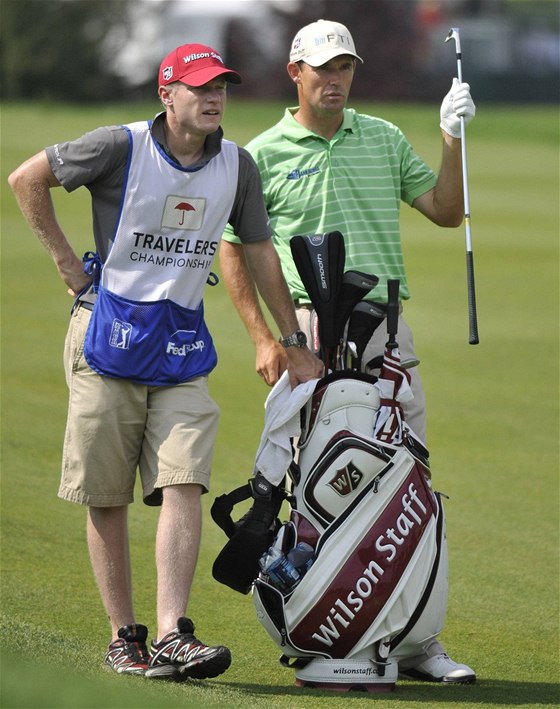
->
<box><xmin>69</xmin><ymin>307</ymin><xmax>92</xmax><ymax>374</ymax></box>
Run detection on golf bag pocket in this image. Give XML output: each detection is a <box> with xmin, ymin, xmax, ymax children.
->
<box><xmin>213</xmin><ymin>520</ymin><xmax>276</xmax><ymax>595</ymax></box>
<box><xmin>83</xmin><ymin>286</ymin><xmax>217</xmax><ymax>385</ymax></box>
<box><xmin>253</xmin><ymin>447</ymin><xmax>443</xmax><ymax>661</ymax></box>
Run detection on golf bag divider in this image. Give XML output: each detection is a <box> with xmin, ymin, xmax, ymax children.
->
<box><xmin>298</xmin><ymin>369</ymin><xmax>379</xmax><ymax>449</ymax></box>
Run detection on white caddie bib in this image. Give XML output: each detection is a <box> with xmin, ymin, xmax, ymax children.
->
<box><xmin>83</xmin><ymin>120</ymin><xmax>239</xmax><ymax>385</ymax></box>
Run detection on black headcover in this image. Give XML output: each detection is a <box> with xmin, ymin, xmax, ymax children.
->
<box><xmin>335</xmin><ymin>270</ymin><xmax>379</xmax><ymax>344</ymax></box>
<box><xmin>290</xmin><ymin>232</ymin><xmax>345</xmax><ymax>364</ymax></box>
<box><xmin>211</xmin><ymin>474</ymin><xmax>284</xmax><ymax>594</ymax></box>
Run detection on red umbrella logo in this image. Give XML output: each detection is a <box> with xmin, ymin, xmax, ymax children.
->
<box><xmin>175</xmin><ymin>201</ymin><xmax>195</xmax><ymax>225</ymax></box>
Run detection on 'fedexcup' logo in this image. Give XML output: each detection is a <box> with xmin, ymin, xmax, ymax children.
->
<box><xmin>167</xmin><ymin>330</ymin><xmax>205</xmax><ymax>356</ymax></box>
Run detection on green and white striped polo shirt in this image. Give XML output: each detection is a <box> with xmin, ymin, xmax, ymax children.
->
<box><xmin>224</xmin><ymin>107</ymin><xmax>437</xmax><ymax>302</ymax></box>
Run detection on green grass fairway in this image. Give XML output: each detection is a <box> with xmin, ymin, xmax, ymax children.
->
<box><xmin>1</xmin><ymin>100</ymin><xmax>558</xmax><ymax>709</ymax></box>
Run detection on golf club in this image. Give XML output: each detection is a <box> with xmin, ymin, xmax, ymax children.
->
<box><xmin>386</xmin><ymin>279</ymin><xmax>400</xmax><ymax>349</ymax></box>
<box><xmin>445</xmin><ymin>27</ymin><xmax>480</xmax><ymax>345</ymax></box>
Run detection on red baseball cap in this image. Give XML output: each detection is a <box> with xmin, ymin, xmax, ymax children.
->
<box><xmin>158</xmin><ymin>43</ymin><xmax>242</xmax><ymax>87</ymax></box>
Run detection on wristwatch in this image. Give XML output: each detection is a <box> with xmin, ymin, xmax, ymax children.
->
<box><xmin>279</xmin><ymin>330</ymin><xmax>308</xmax><ymax>349</ymax></box>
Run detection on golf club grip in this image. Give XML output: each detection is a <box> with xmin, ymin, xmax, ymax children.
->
<box><xmin>386</xmin><ymin>279</ymin><xmax>399</xmax><ymax>342</ymax></box>
<box><xmin>466</xmin><ymin>251</ymin><xmax>479</xmax><ymax>345</ymax></box>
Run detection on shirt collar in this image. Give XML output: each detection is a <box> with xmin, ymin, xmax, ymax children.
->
<box><xmin>281</xmin><ymin>107</ymin><xmax>356</xmax><ymax>142</ymax></box>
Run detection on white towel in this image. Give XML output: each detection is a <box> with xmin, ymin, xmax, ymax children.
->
<box><xmin>253</xmin><ymin>371</ymin><xmax>319</xmax><ymax>486</ymax></box>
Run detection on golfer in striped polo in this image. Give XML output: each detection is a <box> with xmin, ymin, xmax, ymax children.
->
<box><xmin>220</xmin><ymin>19</ymin><xmax>476</xmax><ymax>683</ymax></box>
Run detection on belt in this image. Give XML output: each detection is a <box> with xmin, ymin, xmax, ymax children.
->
<box><xmin>77</xmin><ymin>300</ymin><xmax>94</xmax><ymax>311</ymax></box>
<box><xmin>294</xmin><ymin>300</ymin><xmax>389</xmax><ymax>312</ymax></box>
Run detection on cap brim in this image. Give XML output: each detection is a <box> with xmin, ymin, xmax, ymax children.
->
<box><xmin>301</xmin><ymin>49</ymin><xmax>363</xmax><ymax>68</ymax></box>
<box><xmin>176</xmin><ymin>67</ymin><xmax>242</xmax><ymax>87</ymax></box>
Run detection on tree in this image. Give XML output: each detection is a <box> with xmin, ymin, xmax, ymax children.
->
<box><xmin>1</xmin><ymin>0</ymin><xmax>133</xmax><ymax>101</ymax></box>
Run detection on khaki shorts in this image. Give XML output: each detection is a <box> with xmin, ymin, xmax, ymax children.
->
<box><xmin>59</xmin><ymin>306</ymin><xmax>220</xmax><ymax>507</ymax></box>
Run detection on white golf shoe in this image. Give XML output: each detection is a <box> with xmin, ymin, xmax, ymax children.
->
<box><xmin>399</xmin><ymin>652</ymin><xmax>476</xmax><ymax>684</ymax></box>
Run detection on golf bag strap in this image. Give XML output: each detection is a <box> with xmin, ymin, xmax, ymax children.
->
<box><xmin>210</xmin><ymin>484</ymin><xmax>253</xmax><ymax>539</ymax></box>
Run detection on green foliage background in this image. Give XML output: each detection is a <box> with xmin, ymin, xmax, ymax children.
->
<box><xmin>1</xmin><ymin>99</ymin><xmax>558</xmax><ymax>708</ymax></box>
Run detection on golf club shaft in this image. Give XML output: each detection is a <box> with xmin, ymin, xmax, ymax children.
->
<box><xmin>386</xmin><ymin>279</ymin><xmax>399</xmax><ymax>348</ymax></box>
<box><xmin>447</xmin><ymin>28</ymin><xmax>479</xmax><ymax>345</ymax></box>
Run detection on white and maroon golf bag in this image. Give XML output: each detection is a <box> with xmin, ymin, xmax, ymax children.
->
<box><xmin>212</xmin><ymin>234</ymin><xmax>449</xmax><ymax>692</ymax></box>
<box><xmin>250</xmin><ymin>367</ymin><xmax>448</xmax><ymax>692</ymax></box>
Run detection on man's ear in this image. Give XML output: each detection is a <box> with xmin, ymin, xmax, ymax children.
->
<box><xmin>159</xmin><ymin>86</ymin><xmax>173</xmax><ymax>105</ymax></box>
<box><xmin>287</xmin><ymin>62</ymin><xmax>301</xmax><ymax>83</ymax></box>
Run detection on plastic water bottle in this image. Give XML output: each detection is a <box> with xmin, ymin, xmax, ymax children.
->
<box><xmin>287</xmin><ymin>542</ymin><xmax>315</xmax><ymax>576</ymax></box>
<box><xmin>259</xmin><ymin>546</ymin><xmax>300</xmax><ymax>593</ymax></box>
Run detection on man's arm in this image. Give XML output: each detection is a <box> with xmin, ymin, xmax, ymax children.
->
<box><xmin>235</xmin><ymin>239</ymin><xmax>323</xmax><ymax>387</ymax></box>
<box><xmin>412</xmin><ymin>132</ymin><xmax>464</xmax><ymax>227</ymax></box>
<box><xmin>220</xmin><ymin>240</ymin><xmax>288</xmax><ymax>385</ymax></box>
<box><xmin>8</xmin><ymin>151</ymin><xmax>90</xmax><ymax>296</ymax></box>
<box><xmin>413</xmin><ymin>80</ymin><xmax>475</xmax><ymax>227</ymax></box>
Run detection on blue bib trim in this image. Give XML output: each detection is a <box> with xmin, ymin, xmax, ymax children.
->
<box><xmin>83</xmin><ymin>286</ymin><xmax>217</xmax><ymax>385</ymax></box>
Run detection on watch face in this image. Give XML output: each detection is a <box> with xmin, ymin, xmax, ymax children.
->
<box><xmin>281</xmin><ymin>330</ymin><xmax>307</xmax><ymax>348</ymax></box>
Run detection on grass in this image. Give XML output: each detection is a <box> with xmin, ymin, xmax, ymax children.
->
<box><xmin>1</xmin><ymin>99</ymin><xmax>558</xmax><ymax>708</ymax></box>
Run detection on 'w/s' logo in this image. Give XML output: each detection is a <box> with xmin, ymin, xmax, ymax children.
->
<box><xmin>327</xmin><ymin>462</ymin><xmax>364</xmax><ymax>496</ymax></box>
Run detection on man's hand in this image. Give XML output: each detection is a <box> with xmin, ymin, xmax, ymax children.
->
<box><xmin>285</xmin><ymin>347</ymin><xmax>324</xmax><ymax>389</ymax></box>
<box><xmin>440</xmin><ymin>79</ymin><xmax>476</xmax><ymax>138</ymax></box>
<box><xmin>57</xmin><ymin>255</ymin><xmax>92</xmax><ymax>297</ymax></box>
<box><xmin>256</xmin><ymin>338</ymin><xmax>288</xmax><ymax>386</ymax></box>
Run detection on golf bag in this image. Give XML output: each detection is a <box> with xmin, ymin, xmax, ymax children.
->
<box><xmin>212</xmin><ymin>233</ymin><xmax>448</xmax><ymax>691</ymax></box>
<box><xmin>250</xmin><ymin>369</ymin><xmax>448</xmax><ymax>691</ymax></box>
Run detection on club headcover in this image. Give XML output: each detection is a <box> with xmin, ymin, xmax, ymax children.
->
<box><xmin>335</xmin><ymin>270</ymin><xmax>379</xmax><ymax>344</ymax></box>
<box><xmin>290</xmin><ymin>232</ymin><xmax>345</xmax><ymax>353</ymax></box>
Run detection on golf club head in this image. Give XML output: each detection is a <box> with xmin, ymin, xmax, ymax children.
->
<box><xmin>365</xmin><ymin>355</ymin><xmax>420</xmax><ymax>375</ymax></box>
<box><xmin>445</xmin><ymin>27</ymin><xmax>461</xmax><ymax>50</ymax></box>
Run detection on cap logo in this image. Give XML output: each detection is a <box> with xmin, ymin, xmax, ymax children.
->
<box><xmin>181</xmin><ymin>51</ymin><xmax>224</xmax><ymax>65</ymax></box>
<box><xmin>162</xmin><ymin>66</ymin><xmax>173</xmax><ymax>81</ymax></box>
<box><xmin>315</xmin><ymin>32</ymin><xmax>351</xmax><ymax>47</ymax></box>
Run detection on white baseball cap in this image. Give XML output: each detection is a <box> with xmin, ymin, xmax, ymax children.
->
<box><xmin>289</xmin><ymin>19</ymin><xmax>363</xmax><ymax>67</ymax></box>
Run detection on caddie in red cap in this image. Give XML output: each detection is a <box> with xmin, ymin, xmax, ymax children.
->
<box><xmin>8</xmin><ymin>39</ymin><xmax>322</xmax><ymax>684</ymax></box>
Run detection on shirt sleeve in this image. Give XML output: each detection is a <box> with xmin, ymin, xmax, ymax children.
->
<box><xmin>397</xmin><ymin>129</ymin><xmax>437</xmax><ymax>206</ymax></box>
<box><xmin>45</xmin><ymin>126</ymin><xmax>130</xmax><ymax>193</ymax></box>
<box><xmin>225</xmin><ymin>147</ymin><xmax>271</xmax><ymax>245</ymax></box>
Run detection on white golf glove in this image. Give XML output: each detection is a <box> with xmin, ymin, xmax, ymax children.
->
<box><xmin>440</xmin><ymin>78</ymin><xmax>476</xmax><ymax>138</ymax></box>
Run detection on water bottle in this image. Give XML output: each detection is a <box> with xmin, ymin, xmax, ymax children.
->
<box><xmin>287</xmin><ymin>542</ymin><xmax>315</xmax><ymax>576</ymax></box>
<box><xmin>259</xmin><ymin>546</ymin><xmax>300</xmax><ymax>593</ymax></box>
